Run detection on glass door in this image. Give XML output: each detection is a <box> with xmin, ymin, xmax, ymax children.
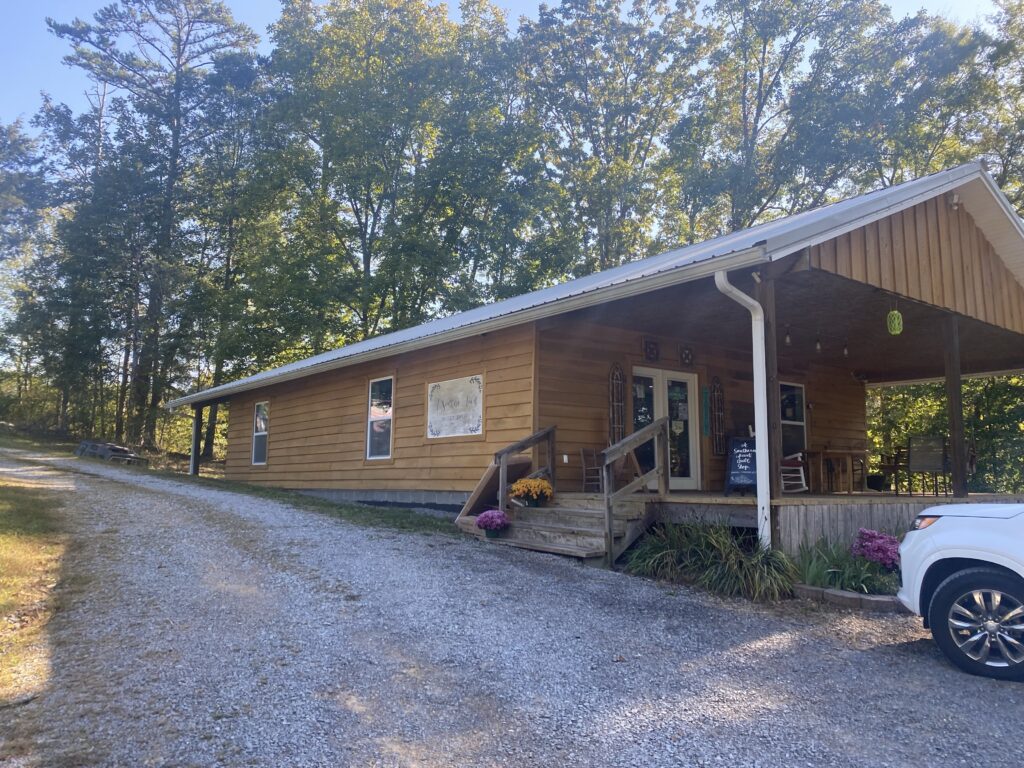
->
<box><xmin>632</xmin><ymin>367</ymin><xmax>701</xmax><ymax>491</ymax></box>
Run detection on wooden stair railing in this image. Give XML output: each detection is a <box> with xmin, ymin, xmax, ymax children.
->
<box><xmin>601</xmin><ymin>417</ymin><xmax>669</xmax><ymax>566</ymax></box>
<box><xmin>495</xmin><ymin>426</ymin><xmax>557</xmax><ymax>513</ymax></box>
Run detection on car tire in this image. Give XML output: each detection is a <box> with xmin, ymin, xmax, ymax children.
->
<box><xmin>928</xmin><ymin>567</ymin><xmax>1024</xmax><ymax>681</ymax></box>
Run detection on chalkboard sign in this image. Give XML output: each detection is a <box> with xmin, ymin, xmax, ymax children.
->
<box><xmin>725</xmin><ymin>436</ymin><xmax>757</xmax><ymax>496</ymax></box>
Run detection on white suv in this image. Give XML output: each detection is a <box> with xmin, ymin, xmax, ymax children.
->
<box><xmin>899</xmin><ymin>504</ymin><xmax>1024</xmax><ymax>681</ymax></box>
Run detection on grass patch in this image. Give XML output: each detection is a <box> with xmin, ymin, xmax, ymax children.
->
<box><xmin>627</xmin><ymin>522</ymin><xmax>797</xmax><ymax>602</ymax></box>
<box><xmin>0</xmin><ymin>428</ymin><xmax>456</xmax><ymax>537</ymax></box>
<box><xmin>0</xmin><ymin>475</ymin><xmax>66</xmax><ymax>702</ymax></box>
<box><xmin>795</xmin><ymin>539</ymin><xmax>900</xmax><ymax>595</ymax></box>
<box><xmin>0</xmin><ymin>429</ymin><xmax>77</xmax><ymax>455</ymax></box>
<box><xmin>72</xmin><ymin>459</ymin><xmax>458</xmax><ymax>537</ymax></box>
<box><xmin>211</xmin><ymin>480</ymin><xmax>459</xmax><ymax>536</ymax></box>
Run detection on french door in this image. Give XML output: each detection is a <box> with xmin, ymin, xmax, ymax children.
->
<box><xmin>632</xmin><ymin>367</ymin><xmax>701</xmax><ymax>491</ymax></box>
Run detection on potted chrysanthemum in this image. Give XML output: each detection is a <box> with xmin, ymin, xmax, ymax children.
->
<box><xmin>508</xmin><ymin>477</ymin><xmax>553</xmax><ymax>507</ymax></box>
<box><xmin>475</xmin><ymin>508</ymin><xmax>509</xmax><ymax>538</ymax></box>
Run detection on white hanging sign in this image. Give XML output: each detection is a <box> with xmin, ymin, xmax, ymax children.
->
<box><xmin>427</xmin><ymin>375</ymin><xmax>484</xmax><ymax>438</ymax></box>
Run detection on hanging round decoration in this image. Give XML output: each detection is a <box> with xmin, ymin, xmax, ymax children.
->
<box><xmin>886</xmin><ymin>309</ymin><xmax>903</xmax><ymax>336</ymax></box>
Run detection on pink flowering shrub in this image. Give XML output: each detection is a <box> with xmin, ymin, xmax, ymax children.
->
<box><xmin>851</xmin><ymin>528</ymin><xmax>900</xmax><ymax>571</ymax></box>
<box><xmin>475</xmin><ymin>509</ymin><xmax>509</xmax><ymax>531</ymax></box>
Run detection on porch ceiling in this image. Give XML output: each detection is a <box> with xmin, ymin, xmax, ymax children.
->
<box><xmin>573</xmin><ymin>269</ymin><xmax>1024</xmax><ymax>384</ymax></box>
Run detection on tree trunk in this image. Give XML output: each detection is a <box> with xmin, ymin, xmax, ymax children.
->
<box><xmin>115</xmin><ymin>336</ymin><xmax>131</xmax><ymax>443</ymax></box>
<box><xmin>202</xmin><ymin>402</ymin><xmax>220</xmax><ymax>460</ymax></box>
<box><xmin>57</xmin><ymin>387</ymin><xmax>70</xmax><ymax>434</ymax></box>
<box><xmin>133</xmin><ymin>70</ymin><xmax>184</xmax><ymax>447</ymax></box>
<box><xmin>129</xmin><ymin>288</ymin><xmax>161</xmax><ymax>446</ymax></box>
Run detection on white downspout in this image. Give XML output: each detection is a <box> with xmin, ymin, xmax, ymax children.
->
<box><xmin>714</xmin><ymin>269</ymin><xmax>772</xmax><ymax>549</ymax></box>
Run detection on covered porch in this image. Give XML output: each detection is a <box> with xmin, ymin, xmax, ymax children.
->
<box><xmin>533</xmin><ymin>192</ymin><xmax>1024</xmax><ymax>554</ymax></box>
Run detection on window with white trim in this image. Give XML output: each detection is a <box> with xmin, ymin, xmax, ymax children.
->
<box><xmin>366</xmin><ymin>377</ymin><xmax>394</xmax><ymax>460</ymax></box>
<box><xmin>252</xmin><ymin>401</ymin><xmax>269</xmax><ymax>465</ymax></box>
<box><xmin>780</xmin><ymin>382</ymin><xmax>806</xmax><ymax>455</ymax></box>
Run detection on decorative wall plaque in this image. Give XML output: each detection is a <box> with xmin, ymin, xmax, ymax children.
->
<box><xmin>642</xmin><ymin>336</ymin><xmax>660</xmax><ymax>362</ymax></box>
<box><xmin>427</xmin><ymin>375</ymin><xmax>484</xmax><ymax>438</ymax></box>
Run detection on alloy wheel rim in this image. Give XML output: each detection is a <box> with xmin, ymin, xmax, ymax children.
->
<box><xmin>948</xmin><ymin>589</ymin><xmax>1024</xmax><ymax>668</ymax></box>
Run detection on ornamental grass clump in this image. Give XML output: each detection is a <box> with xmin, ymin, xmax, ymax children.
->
<box><xmin>627</xmin><ymin>522</ymin><xmax>797</xmax><ymax>602</ymax></box>
<box><xmin>795</xmin><ymin>530</ymin><xmax>902</xmax><ymax>595</ymax></box>
<box><xmin>508</xmin><ymin>477</ymin><xmax>553</xmax><ymax>503</ymax></box>
<box><xmin>475</xmin><ymin>509</ymin><xmax>509</xmax><ymax>531</ymax></box>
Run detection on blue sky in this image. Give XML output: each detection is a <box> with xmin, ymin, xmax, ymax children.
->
<box><xmin>0</xmin><ymin>0</ymin><xmax>996</xmax><ymax>126</ymax></box>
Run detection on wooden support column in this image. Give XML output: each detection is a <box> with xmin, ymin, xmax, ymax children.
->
<box><xmin>756</xmin><ymin>276</ymin><xmax>783</xmax><ymax>501</ymax></box>
<box><xmin>189</xmin><ymin>405</ymin><xmax>203</xmax><ymax>477</ymax></box>
<box><xmin>944</xmin><ymin>315</ymin><xmax>968</xmax><ymax>497</ymax></box>
<box><xmin>498</xmin><ymin>455</ymin><xmax>508</xmax><ymax>514</ymax></box>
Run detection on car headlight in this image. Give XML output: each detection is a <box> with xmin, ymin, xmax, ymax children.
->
<box><xmin>910</xmin><ymin>514</ymin><xmax>941</xmax><ymax>531</ymax></box>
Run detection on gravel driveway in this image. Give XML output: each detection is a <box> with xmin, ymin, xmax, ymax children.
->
<box><xmin>0</xmin><ymin>449</ymin><xmax>1020</xmax><ymax>768</ymax></box>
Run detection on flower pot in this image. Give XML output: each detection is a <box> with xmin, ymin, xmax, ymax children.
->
<box><xmin>484</xmin><ymin>528</ymin><xmax>503</xmax><ymax>539</ymax></box>
<box><xmin>516</xmin><ymin>497</ymin><xmax>540</xmax><ymax>507</ymax></box>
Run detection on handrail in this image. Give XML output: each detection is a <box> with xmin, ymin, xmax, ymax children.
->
<box><xmin>496</xmin><ymin>426</ymin><xmax>557</xmax><ymax>513</ymax></box>
<box><xmin>601</xmin><ymin>417</ymin><xmax>670</xmax><ymax>566</ymax></box>
<box><xmin>603</xmin><ymin>417</ymin><xmax>668</xmax><ymax>464</ymax></box>
<box><xmin>494</xmin><ymin>425</ymin><xmax>555</xmax><ymax>461</ymax></box>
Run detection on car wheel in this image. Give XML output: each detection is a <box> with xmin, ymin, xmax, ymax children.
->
<box><xmin>928</xmin><ymin>567</ymin><xmax>1024</xmax><ymax>681</ymax></box>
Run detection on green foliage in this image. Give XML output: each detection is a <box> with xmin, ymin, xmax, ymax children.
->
<box><xmin>627</xmin><ymin>523</ymin><xmax>797</xmax><ymax>602</ymax></box>
<box><xmin>2</xmin><ymin>0</ymin><xmax>1024</xmax><ymax>469</ymax></box>
<box><xmin>520</xmin><ymin>0</ymin><xmax>705</xmax><ymax>271</ymax></box>
<box><xmin>0</xmin><ymin>120</ymin><xmax>45</xmax><ymax>254</ymax></box>
<box><xmin>795</xmin><ymin>539</ymin><xmax>900</xmax><ymax>595</ymax></box>
<box><xmin>867</xmin><ymin>376</ymin><xmax>1024</xmax><ymax>493</ymax></box>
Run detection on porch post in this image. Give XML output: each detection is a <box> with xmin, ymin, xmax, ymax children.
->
<box><xmin>756</xmin><ymin>276</ymin><xmax>783</xmax><ymax>502</ymax></box>
<box><xmin>189</xmin><ymin>405</ymin><xmax>203</xmax><ymax>477</ymax></box>
<box><xmin>943</xmin><ymin>314</ymin><xmax>968</xmax><ymax>497</ymax></box>
<box><xmin>715</xmin><ymin>270</ymin><xmax>772</xmax><ymax>549</ymax></box>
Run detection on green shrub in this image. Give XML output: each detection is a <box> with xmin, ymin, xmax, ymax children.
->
<box><xmin>795</xmin><ymin>539</ymin><xmax>900</xmax><ymax>595</ymax></box>
<box><xmin>627</xmin><ymin>523</ymin><xmax>797</xmax><ymax>602</ymax></box>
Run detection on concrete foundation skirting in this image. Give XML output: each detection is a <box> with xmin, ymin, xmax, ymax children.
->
<box><xmin>793</xmin><ymin>583</ymin><xmax>910</xmax><ymax>614</ymax></box>
<box><xmin>299</xmin><ymin>488</ymin><xmax>469</xmax><ymax>513</ymax></box>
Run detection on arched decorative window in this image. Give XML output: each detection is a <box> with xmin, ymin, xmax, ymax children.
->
<box><xmin>609</xmin><ymin>363</ymin><xmax>625</xmax><ymax>445</ymax></box>
<box><xmin>710</xmin><ymin>376</ymin><xmax>726</xmax><ymax>456</ymax></box>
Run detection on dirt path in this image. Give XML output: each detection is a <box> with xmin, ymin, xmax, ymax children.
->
<box><xmin>0</xmin><ymin>449</ymin><xmax>1019</xmax><ymax>767</ymax></box>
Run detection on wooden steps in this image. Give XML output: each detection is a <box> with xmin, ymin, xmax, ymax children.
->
<box><xmin>457</xmin><ymin>491</ymin><xmax>658</xmax><ymax>563</ymax></box>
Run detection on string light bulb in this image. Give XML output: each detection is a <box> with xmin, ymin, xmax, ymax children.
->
<box><xmin>784</xmin><ymin>326</ymin><xmax>792</xmax><ymax>346</ymax></box>
<box><xmin>815</xmin><ymin>337</ymin><xmax>822</xmax><ymax>354</ymax></box>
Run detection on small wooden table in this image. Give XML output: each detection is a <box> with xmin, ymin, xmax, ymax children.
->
<box><xmin>806</xmin><ymin>449</ymin><xmax>868</xmax><ymax>494</ymax></box>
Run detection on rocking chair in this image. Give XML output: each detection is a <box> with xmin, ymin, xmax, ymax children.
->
<box><xmin>781</xmin><ymin>451</ymin><xmax>809</xmax><ymax>494</ymax></box>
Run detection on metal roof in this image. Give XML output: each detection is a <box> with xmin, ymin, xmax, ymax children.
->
<box><xmin>168</xmin><ymin>162</ymin><xmax>1024</xmax><ymax>409</ymax></box>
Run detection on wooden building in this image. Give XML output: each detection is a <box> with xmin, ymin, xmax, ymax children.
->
<box><xmin>168</xmin><ymin>163</ymin><xmax>1024</xmax><ymax>560</ymax></box>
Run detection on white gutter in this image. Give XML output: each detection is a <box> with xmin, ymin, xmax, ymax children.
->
<box><xmin>714</xmin><ymin>269</ymin><xmax>772</xmax><ymax>549</ymax></box>
<box><xmin>168</xmin><ymin>246</ymin><xmax>769</xmax><ymax>409</ymax></box>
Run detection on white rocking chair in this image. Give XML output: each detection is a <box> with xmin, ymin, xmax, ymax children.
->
<box><xmin>781</xmin><ymin>452</ymin><xmax>809</xmax><ymax>493</ymax></box>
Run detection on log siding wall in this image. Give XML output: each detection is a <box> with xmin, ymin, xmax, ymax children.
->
<box><xmin>536</xmin><ymin>315</ymin><xmax>866</xmax><ymax>492</ymax></box>
<box><xmin>224</xmin><ymin>324</ymin><xmax>536</xmax><ymax>491</ymax></box>
<box><xmin>809</xmin><ymin>201</ymin><xmax>1024</xmax><ymax>334</ymax></box>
